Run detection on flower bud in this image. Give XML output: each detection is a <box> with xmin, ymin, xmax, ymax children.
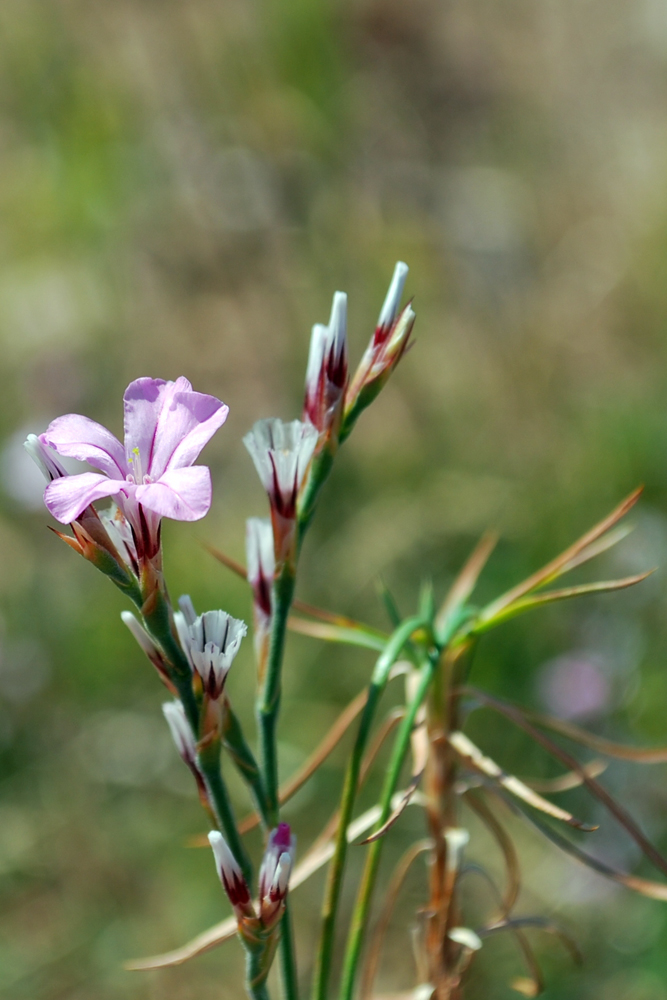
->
<box><xmin>245</xmin><ymin>517</ymin><xmax>274</xmax><ymax>674</ymax></box>
<box><xmin>243</xmin><ymin>418</ymin><xmax>318</xmax><ymax>565</ymax></box>
<box><xmin>258</xmin><ymin>822</ymin><xmax>296</xmax><ymax>929</ymax></box>
<box><xmin>208</xmin><ymin>830</ymin><xmax>255</xmax><ymax>920</ymax></box>
<box><xmin>24</xmin><ymin>434</ymin><xmax>70</xmax><ymax>481</ymax></box>
<box><xmin>303</xmin><ymin>292</ymin><xmax>348</xmax><ymax>443</ymax></box>
<box><xmin>342</xmin><ymin>263</ymin><xmax>414</xmax><ymax>440</ymax></box>
<box><xmin>122</xmin><ymin>611</ymin><xmax>175</xmax><ymax>691</ymax></box>
<box><xmin>162</xmin><ymin>700</ymin><xmax>198</xmax><ymax>769</ymax></box>
<box><xmin>99</xmin><ymin>505</ymin><xmax>139</xmax><ymax>575</ymax></box>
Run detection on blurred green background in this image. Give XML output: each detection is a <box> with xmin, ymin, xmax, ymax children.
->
<box><xmin>3</xmin><ymin>0</ymin><xmax>667</xmax><ymax>997</ymax></box>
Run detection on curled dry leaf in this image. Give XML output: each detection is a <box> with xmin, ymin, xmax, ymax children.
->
<box><xmin>449</xmin><ymin>731</ymin><xmax>596</xmax><ymax>831</ymax></box>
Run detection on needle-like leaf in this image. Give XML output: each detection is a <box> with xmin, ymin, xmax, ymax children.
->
<box><xmin>359</xmin><ymin>840</ymin><xmax>432</xmax><ymax>1000</ymax></box>
<box><xmin>499</xmin><ymin>789</ymin><xmax>667</xmax><ymax>902</ymax></box>
<box><xmin>473</xmin><ymin>570</ymin><xmax>654</xmax><ymax>633</ymax></box>
<box><xmin>357</xmin><ymin>769</ymin><xmax>424</xmax><ymax>845</ymax></box>
<box><xmin>520</xmin><ymin>709</ymin><xmax>667</xmax><ymax>763</ymax></box>
<box><xmin>435</xmin><ymin>530</ymin><xmax>499</xmax><ymax>633</ymax></box>
<box><xmin>450</xmin><ymin>731</ymin><xmax>596</xmax><ymax>831</ymax></box>
<box><xmin>524</xmin><ymin>758</ymin><xmax>607</xmax><ymax>793</ymax></box>
<box><xmin>462</xmin><ymin>688</ymin><xmax>667</xmax><ymax>879</ymax></box>
<box><xmin>464</xmin><ymin>789</ymin><xmax>521</xmax><ymax>919</ymax></box>
<box><xmin>478</xmin><ymin>487</ymin><xmax>643</xmax><ymax>622</ymax></box>
<box><xmin>287</xmin><ymin>615</ymin><xmax>389</xmax><ymax>651</ymax></box>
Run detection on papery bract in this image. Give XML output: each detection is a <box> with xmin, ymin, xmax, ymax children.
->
<box><xmin>179</xmin><ymin>609</ymin><xmax>248</xmax><ymax>700</ymax></box>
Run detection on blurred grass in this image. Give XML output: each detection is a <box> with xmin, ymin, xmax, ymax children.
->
<box><xmin>3</xmin><ymin>0</ymin><xmax>667</xmax><ymax>997</ymax></box>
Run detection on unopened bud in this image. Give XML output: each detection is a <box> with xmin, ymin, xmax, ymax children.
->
<box><xmin>24</xmin><ymin>434</ymin><xmax>69</xmax><ymax>481</ymax></box>
<box><xmin>258</xmin><ymin>823</ymin><xmax>296</xmax><ymax>928</ymax></box>
<box><xmin>342</xmin><ymin>263</ymin><xmax>414</xmax><ymax>440</ymax></box>
<box><xmin>303</xmin><ymin>291</ymin><xmax>348</xmax><ymax>442</ymax></box>
<box><xmin>208</xmin><ymin>830</ymin><xmax>255</xmax><ymax>920</ymax></box>
<box><xmin>122</xmin><ymin>611</ymin><xmax>174</xmax><ymax>690</ymax></box>
<box><xmin>162</xmin><ymin>700</ymin><xmax>198</xmax><ymax>769</ymax></box>
<box><xmin>243</xmin><ymin>418</ymin><xmax>318</xmax><ymax>565</ymax></box>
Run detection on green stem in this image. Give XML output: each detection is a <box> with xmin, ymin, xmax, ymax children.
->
<box><xmin>279</xmin><ymin>900</ymin><xmax>299</xmax><ymax>1000</ymax></box>
<box><xmin>246</xmin><ymin>945</ymin><xmax>273</xmax><ymax>1000</ymax></box>
<box><xmin>339</xmin><ymin>653</ymin><xmax>438</xmax><ymax>1000</ymax></box>
<box><xmin>297</xmin><ymin>447</ymin><xmax>335</xmax><ymax>540</ymax></box>
<box><xmin>257</xmin><ymin>567</ymin><xmax>296</xmax><ymax>821</ymax></box>
<box><xmin>311</xmin><ymin>616</ymin><xmax>428</xmax><ymax>1000</ymax></box>
<box><xmin>224</xmin><ymin>701</ymin><xmax>271</xmax><ymax>828</ymax></box>
<box><xmin>199</xmin><ymin>743</ymin><xmax>253</xmax><ymax>885</ymax></box>
<box><xmin>255</xmin><ymin>564</ymin><xmax>299</xmax><ymax>1000</ymax></box>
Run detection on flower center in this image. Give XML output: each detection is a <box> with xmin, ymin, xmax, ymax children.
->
<box><xmin>128</xmin><ymin>447</ymin><xmax>144</xmax><ymax>484</ymax></box>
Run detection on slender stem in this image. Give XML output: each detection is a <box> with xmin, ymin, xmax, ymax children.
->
<box><xmin>297</xmin><ymin>448</ymin><xmax>335</xmax><ymax>540</ymax></box>
<box><xmin>224</xmin><ymin>700</ymin><xmax>271</xmax><ymax>828</ymax></box>
<box><xmin>280</xmin><ymin>900</ymin><xmax>299</xmax><ymax>1000</ymax></box>
<box><xmin>257</xmin><ymin>567</ymin><xmax>296</xmax><ymax>821</ymax></box>
<box><xmin>198</xmin><ymin>743</ymin><xmax>253</xmax><ymax>885</ymax></box>
<box><xmin>256</xmin><ymin>564</ymin><xmax>299</xmax><ymax>1000</ymax></box>
<box><xmin>339</xmin><ymin>653</ymin><xmax>438</xmax><ymax>1000</ymax></box>
<box><xmin>246</xmin><ymin>946</ymin><xmax>273</xmax><ymax>1000</ymax></box>
<box><xmin>311</xmin><ymin>617</ymin><xmax>427</xmax><ymax>1000</ymax></box>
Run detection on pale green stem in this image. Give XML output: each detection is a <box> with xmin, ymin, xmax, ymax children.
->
<box><xmin>311</xmin><ymin>616</ymin><xmax>428</xmax><ymax>1000</ymax></box>
<box><xmin>339</xmin><ymin>652</ymin><xmax>439</xmax><ymax>1000</ymax></box>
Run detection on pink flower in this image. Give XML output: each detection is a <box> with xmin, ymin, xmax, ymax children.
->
<box><xmin>39</xmin><ymin>377</ymin><xmax>228</xmax><ymax>555</ymax></box>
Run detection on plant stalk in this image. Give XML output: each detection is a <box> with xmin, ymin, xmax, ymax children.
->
<box><xmin>339</xmin><ymin>652</ymin><xmax>438</xmax><ymax>1000</ymax></box>
<box><xmin>311</xmin><ymin>616</ymin><xmax>427</xmax><ymax>1000</ymax></box>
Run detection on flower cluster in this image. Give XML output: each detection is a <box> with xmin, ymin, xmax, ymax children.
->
<box><xmin>209</xmin><ymin>823</ymin><xmax>296</xmax><ymax>937</ymax></box>
<box><xmin>26</xmin><ymin>264</ymin><xmax>415</xmax><ymax>1000</ymax></box>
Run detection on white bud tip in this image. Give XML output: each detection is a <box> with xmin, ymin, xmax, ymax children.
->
<box><xmin>329</xmin><ymin>292</ymin><xmax>348</xmax><ymax>339</ymax></box>
<box><xmin>208</xmin><ymin>830</ymin><xmax>223</xmax><ymax>849</ymax></box>
<box><xmin>448</xmin><ymin>927</ymin><xmax>483</xmax><ymax>952</ymax></box>
<box><xmin>178</xmin><ymin>594</ymin><xmax>197</xmax><ymax>626</ymax></box>
<box><xmin>378</xmin><ymin>261</ymin><xmax>409</xmax><ymax>328</ymax></box>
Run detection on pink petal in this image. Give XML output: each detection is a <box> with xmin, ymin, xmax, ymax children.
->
<box><xmin>122</xmin><ymin>377</ymin><xmax>170</xmax><ymax>477</ymax></box>
<box><xmin>41</xmin><ymin>415</ymin><xmax>126</xmax><ymax>479</ymax></box>
<box><xmin>44</xmin><ymin>472</ymin><xmax>125</xmax><ymax>523</ymax></box>
<box><xmin>134</xmin><ymin>466</ymin><xmax>212</xmax><ymax>521</ymax></box>
<box><xmin>153</xmin><ymin>390</ymin><xmax>229</xmax><ymax>476</ymax></box>
<box><xmin>124</xmin><ymin>377</ymin><xmax>227</xmax><ymax>480</ymax></box>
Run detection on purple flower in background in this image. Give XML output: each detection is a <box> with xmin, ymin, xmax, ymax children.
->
<box><xmin>39</xmin><ymin>377</ymin><xmax>228</xmax><ymax>557</ymax></box>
